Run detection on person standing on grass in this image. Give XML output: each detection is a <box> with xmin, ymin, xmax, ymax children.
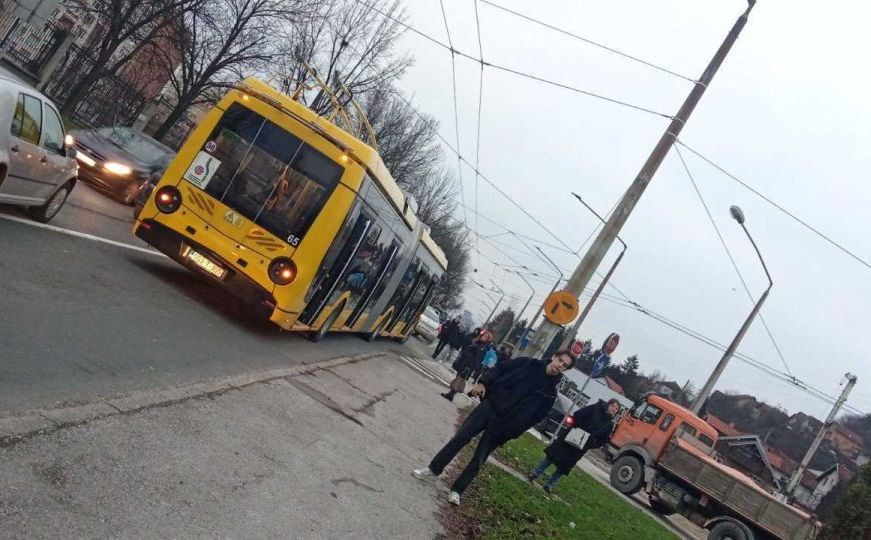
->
<box><xmin>414</xmin><ymin>350</ymin><xmax>576</xmax><ymax>506</ymax></box>
<box><xmin>528</xmin><ymin>398</ymin><xmax>620</xmax><ymax>493</ymax></box>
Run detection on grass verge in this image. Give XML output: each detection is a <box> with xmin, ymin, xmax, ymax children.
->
<box><xmin>453</xmin><ymin>433</ymin><xmax>675</xmax><ymax>539</ymax></box>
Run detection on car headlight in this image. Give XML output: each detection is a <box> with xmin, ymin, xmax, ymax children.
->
<box><xmin>75</xmin><ymin>151</ymin><xmax>96</xmax><ymax>167</ymax></box>
<box><xmin>104</xmin><ymin>162</ymin><xmax>132</xmax><ymax>175</ymax></box>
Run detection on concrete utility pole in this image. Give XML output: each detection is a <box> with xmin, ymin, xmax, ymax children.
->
<box><xmin>559</xmin><ymin>193</ymin><xmax>626</xmax><ymax>350</ymax></box>
<box><xmin>691</xmin><ymin>205</ymin><xmax>771</xmax><ymax>415</ymax></box>
<box><xmin>527</xmin><ymin>1</ymin><xmax>757</xmax><ymax>358</ymax></box>
<box><xmin>782</xmin><ymin>373</ymin><xmax>857</xmax><ymax>499</ymax></box>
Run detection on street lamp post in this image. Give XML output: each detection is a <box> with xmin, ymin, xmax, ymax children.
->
<box><xmin>482</xmin><ymin>278</ymin><xmax>506</xmax><ymax>327</ymax></box>
<box><xmin>558</xmin><ymin>193</ymin><xmax>627</xmax><ymax>349</ymax></box>
<box><xmin>503</xmin><ymin>270</ymin><xmax>535</xmax><ymax>345</ymax></box>
<box><xmin>515</xmin><ymin>246</ymin><xmax>564</xmax><ymax>349</ymax></box>
<box><xmin>690</xmin><ymin>205</ymin><xmax>773</xmax><ymax>414</ymax></box>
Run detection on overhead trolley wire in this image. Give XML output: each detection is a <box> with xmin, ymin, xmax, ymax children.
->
<box><xmin>479</xmin><ymin>0</ymin><xmax>697</xmax><ymax>83</ymax></box>
<box><xmin>472</xmin><ymin>0</ymin><xmax>486</xmax><ymax>266</ymax></box>
<box><xmin>437</xmin><ymin>0</ymin><xmax>469</xmax><ymax>228</ymax></box>
<box><xmin>676</xmin><ymin>139</ymin><xmax>871</xmax><ymax>274</ymax></box>
<box><xmin>352</xmin><ymin>0</ymin><xmax>673</xmax><ymax>119</ymax></box>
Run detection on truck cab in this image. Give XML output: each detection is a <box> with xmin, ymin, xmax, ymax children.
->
<box><xmin>609</xmin><ymin>394</ymin><xmax>718</xmax><ymax>463</ymax></box>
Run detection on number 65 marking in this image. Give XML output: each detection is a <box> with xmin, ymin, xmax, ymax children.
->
<box><xmin>287</xmin><ymin>234</ymin><xmax>301</xmax><ymax>246</ymax></box>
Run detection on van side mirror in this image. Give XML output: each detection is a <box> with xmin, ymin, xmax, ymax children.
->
<box><xmin>65</xmin><ymin>147</ymin><xmax>77</xmax><ymax>159</ymax></box>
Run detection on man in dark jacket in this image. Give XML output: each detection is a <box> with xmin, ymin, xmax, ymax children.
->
<box><xmin>432</xmin><ymin>316</ymin><xmax>461</xmax><ymax>360</ymax></box>
<box><xmin>415</xmin><ymin>350</ymin><xmax>576</xmax><ymax>506</ymax></box>
<box><xmin>528</xmin><ymin>398</ymin><xmax>620</xmax><ymax>493</ymax></box>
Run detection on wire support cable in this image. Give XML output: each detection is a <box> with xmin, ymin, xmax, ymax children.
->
<box><xmin>479</xmin><ymin>0</ymin><xmax>697</xmax><ymax>83</ymax></box>
<box><xmin>674</xmin><ymin>145</ymin><xmax>793</xmax><ymax>377</ymax></box>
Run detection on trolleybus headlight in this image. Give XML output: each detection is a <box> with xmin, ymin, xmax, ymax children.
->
<box><xmin>154</xmin><ymin>185</ymin><xmax>182</xmax><ymax>213</ymax></box>
<box><xmin>268</xmin><ymin>257</ymin><xmax>297</xmax><ymax>286</ymax></box>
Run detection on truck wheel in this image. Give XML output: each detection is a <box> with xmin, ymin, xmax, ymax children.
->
<box><xmin>610</xmin><ymin>455</ymin><xmax>644</xmax><ymax>495</ymax></box>
<box><xmin>708</xmin><ymin>521</ymin><xmax>748</xmax><ymax>540</ymax></box>
<box><xmin>648</xmin><ymin>499</ymin><xmax>675</xmax><ymax>516</ymax></box>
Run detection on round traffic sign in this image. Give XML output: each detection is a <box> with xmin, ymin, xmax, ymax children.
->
<box><xmin>602</xmin><ymin>332</ymin><xmax>620</xmax><ymax>355</ymax></box>
<box><xmin>569</xmin><ymin>340</ymin><xmax>584</xmax><ymax>357</ymax></box>
<box><xmin>543</xmin><ymin>290</ymin><xmax>579</xmax><ymax>325</ymax></box>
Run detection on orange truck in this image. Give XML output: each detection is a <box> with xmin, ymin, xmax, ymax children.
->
<box><xmin>605</xmin><ymin>394</ymin><xmax>819</xmax><ymax>540</ymax></box>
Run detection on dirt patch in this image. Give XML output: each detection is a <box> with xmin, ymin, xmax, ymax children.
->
<box><xmin>32</xmin><ymin>462</ymin><xmax>68</xmax><ymax>489</ymax></box>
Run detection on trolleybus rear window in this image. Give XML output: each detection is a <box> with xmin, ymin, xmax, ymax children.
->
<box><xmin>201</xmin><ymin>103</ymin><xmax>344</xmax><ymax>244</ymax></box>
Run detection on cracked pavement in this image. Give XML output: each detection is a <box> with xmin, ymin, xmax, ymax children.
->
<box><xmin>0</xmin><ymin>353</ymin><xmax>459</xmax><ymax>538</ymax></box>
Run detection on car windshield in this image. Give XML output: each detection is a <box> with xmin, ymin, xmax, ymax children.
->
<box><xmin>96</xmin><ymin>127</ymin><xmax>174</xmax><ymax>167</ymax></box>
<box><xmin>424</xmin><ymin>307</ymin><xmax>439</xmax><ymax>321</ymax></box>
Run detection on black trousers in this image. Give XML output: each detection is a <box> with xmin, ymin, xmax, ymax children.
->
<box><xmin>429</xmin><ymin>401</ymin><xmax>503</xmax><ymax>494</ymax></box>
<box><xmin>432</xmin><ymin>339</ymin><xmax>449</xmax><ymax>357</ymax></box>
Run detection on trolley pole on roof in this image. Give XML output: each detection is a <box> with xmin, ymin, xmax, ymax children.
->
<box><xmin>526</xmin><ymin>1</ymin><xmax>757</xmax><ymax>358</ymax></box>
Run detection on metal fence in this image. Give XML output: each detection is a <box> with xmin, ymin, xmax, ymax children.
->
<box><xmin>0</xmin><ymin>11</ymin><xmax>67</xmax><ymax>78</ymax></box>
<box><xmin>0</xmin><ymin>11</ymin><xmax>197</xmax><ymax>142</ymax></box>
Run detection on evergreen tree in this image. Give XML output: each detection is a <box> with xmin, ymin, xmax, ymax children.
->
<box><xmin>820</xmin><ymin>463</ymin><xmax>871</xmax><ymax>539</ymax></box>
<box><xmin>621</xmin><ymin>354</ymin><xmax>640</xmax><ymax>375</ymax></box>
<box><xmin>487</xmin><ymin>309</ymin><xmax>515</xmax><ymax>343</ymax></box>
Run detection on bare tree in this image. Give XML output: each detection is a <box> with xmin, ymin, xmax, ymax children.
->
<box><xmin>59</xmin><ymin>0</ymin><xmax>205</xmax><ymax>115</ymax></box>
<box><xmin>149</xmin><ymin>0</ymin><xmax>310</xmax><ymax>141</ymax></box>
<box><xmin>274</xmin><ymin>0</ymin><xmax>411</xmax><ymax>116</ymax></box>
<box><xmin>358</xmin><ymin>85</ymin><xmax>470</xmax><ymax>310</ymax></box>
<box><xmin>359</xmin><ymin>83</ymin><xmax>442</xmax><ymax>188</ymax></box>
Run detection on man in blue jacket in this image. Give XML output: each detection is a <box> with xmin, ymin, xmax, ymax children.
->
<box><xmin>413</xmin><ymin>350</ymin><xmax>576</xmax><ymax>506</ymax></box>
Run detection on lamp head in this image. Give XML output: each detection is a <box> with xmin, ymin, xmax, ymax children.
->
<box><xmin>730</xmin><ymin>205</ymin><xmax>746</xmax><ymax>224</ymax></box>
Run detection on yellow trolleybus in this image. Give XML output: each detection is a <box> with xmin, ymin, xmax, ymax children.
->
<box><xmin>133</xmin><ymin>77</ymin><xmax>447</xmax><ymax>341</ymax></box>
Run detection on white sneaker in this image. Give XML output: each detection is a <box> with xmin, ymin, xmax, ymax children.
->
<box><xmin>413</xmin><ymin>467</ymin><xmax>435</xmax><ymax>480</ymax></box>
<box><xmin>448</xmin><ymin>491</ymin><xmax>461</xmax><ymax>506</ymax></box>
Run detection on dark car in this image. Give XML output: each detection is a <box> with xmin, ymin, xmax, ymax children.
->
<box><xmin>70</xmin><ymin>126</ymin><xmax>174</xmax><ymax>204</ymax></box>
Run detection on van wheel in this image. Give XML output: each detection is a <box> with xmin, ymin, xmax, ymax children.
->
<box><xmin>310</xmin><ymin>304</ymin><xmax>343</xmax><ymax>343</ymax></box>
<box><xmin>708</xmin><ymin>520</ymin><xmax>749</xmax><ymax>540</ymax></box>
<box><xmin>29</xmin><ymin>183</ymin><xmax>70</xmax><ymax>223</ymax></box>
<box><xmin>609</xmin><ymin>455</ymin><xmax>644</xmax><ymax>495</ymax></box>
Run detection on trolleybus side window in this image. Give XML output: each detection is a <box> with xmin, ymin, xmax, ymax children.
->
<box><xmin>200</xmin><ymin>103</ymin><xmax>343</xmax><ymax>243</ymax></box>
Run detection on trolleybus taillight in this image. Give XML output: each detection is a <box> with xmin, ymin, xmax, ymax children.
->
<box><xmin>155</xmin><ymin>185</ymin><xmax>182</xmax><ymax>213</ymax></box>
<box><xmin>268</xmin><ymin>257</ymin><xmax>297</xmax><ymax>286</ymax></box>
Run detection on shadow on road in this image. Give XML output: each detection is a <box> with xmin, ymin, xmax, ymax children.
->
<box><xmin>128</xmin><ymin>256</ymin><xmax>285</xmax><ymax>338</ymax></box>
<box><xmin>127</xmin><ymin>255</ymin><xmax>395</xmax><ymax>357</ymax></box>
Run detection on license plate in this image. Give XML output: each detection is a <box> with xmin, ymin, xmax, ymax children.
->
<box><xmin>185</xmin><ymin>248</ymin><xmax>226</xmax><ymax>279</ymax></box>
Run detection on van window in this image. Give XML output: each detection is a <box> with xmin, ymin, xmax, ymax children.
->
<box><xmin>42</xmin><ymin>105</ymin><xmax>64</xmax><ymax>153</ymax></box>
<box><xmin>11</xmin><ymin>94</ymin><xmax>42</xmax><ymax>145</ymax></box>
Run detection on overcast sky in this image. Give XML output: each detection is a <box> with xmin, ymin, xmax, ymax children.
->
<box><xmin>390</xmin><ymin>0</ymin><xmax>871</xmax><ymax>419</ymax></box>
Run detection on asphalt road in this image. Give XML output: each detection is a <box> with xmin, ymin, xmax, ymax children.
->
<box><xmin>0</xmin><ymin>183</ymin><xmax>412</xmax><ymax>415</ymax></box>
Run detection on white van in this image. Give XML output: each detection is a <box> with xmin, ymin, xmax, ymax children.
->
<box><xmin>0</xmin><ymin>74</ymin><xmax>78</xmax><ymax>222</ymax></box>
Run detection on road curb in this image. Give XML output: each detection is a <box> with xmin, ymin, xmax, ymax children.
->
<box><xmin>0</xmin><ymin>351</ymin><xmax>386</xmax><ymax>447</ymax></box>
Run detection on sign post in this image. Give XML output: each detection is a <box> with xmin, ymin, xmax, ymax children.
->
<box><xmin>543</xmin><ymin>290</ymin><xmax>580</xmax><ymax>325</ymax></box>
<box><xmin>577</xmin><ymin>333</ymin><xmax>620</xmax><ymax>404</ymax></box>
